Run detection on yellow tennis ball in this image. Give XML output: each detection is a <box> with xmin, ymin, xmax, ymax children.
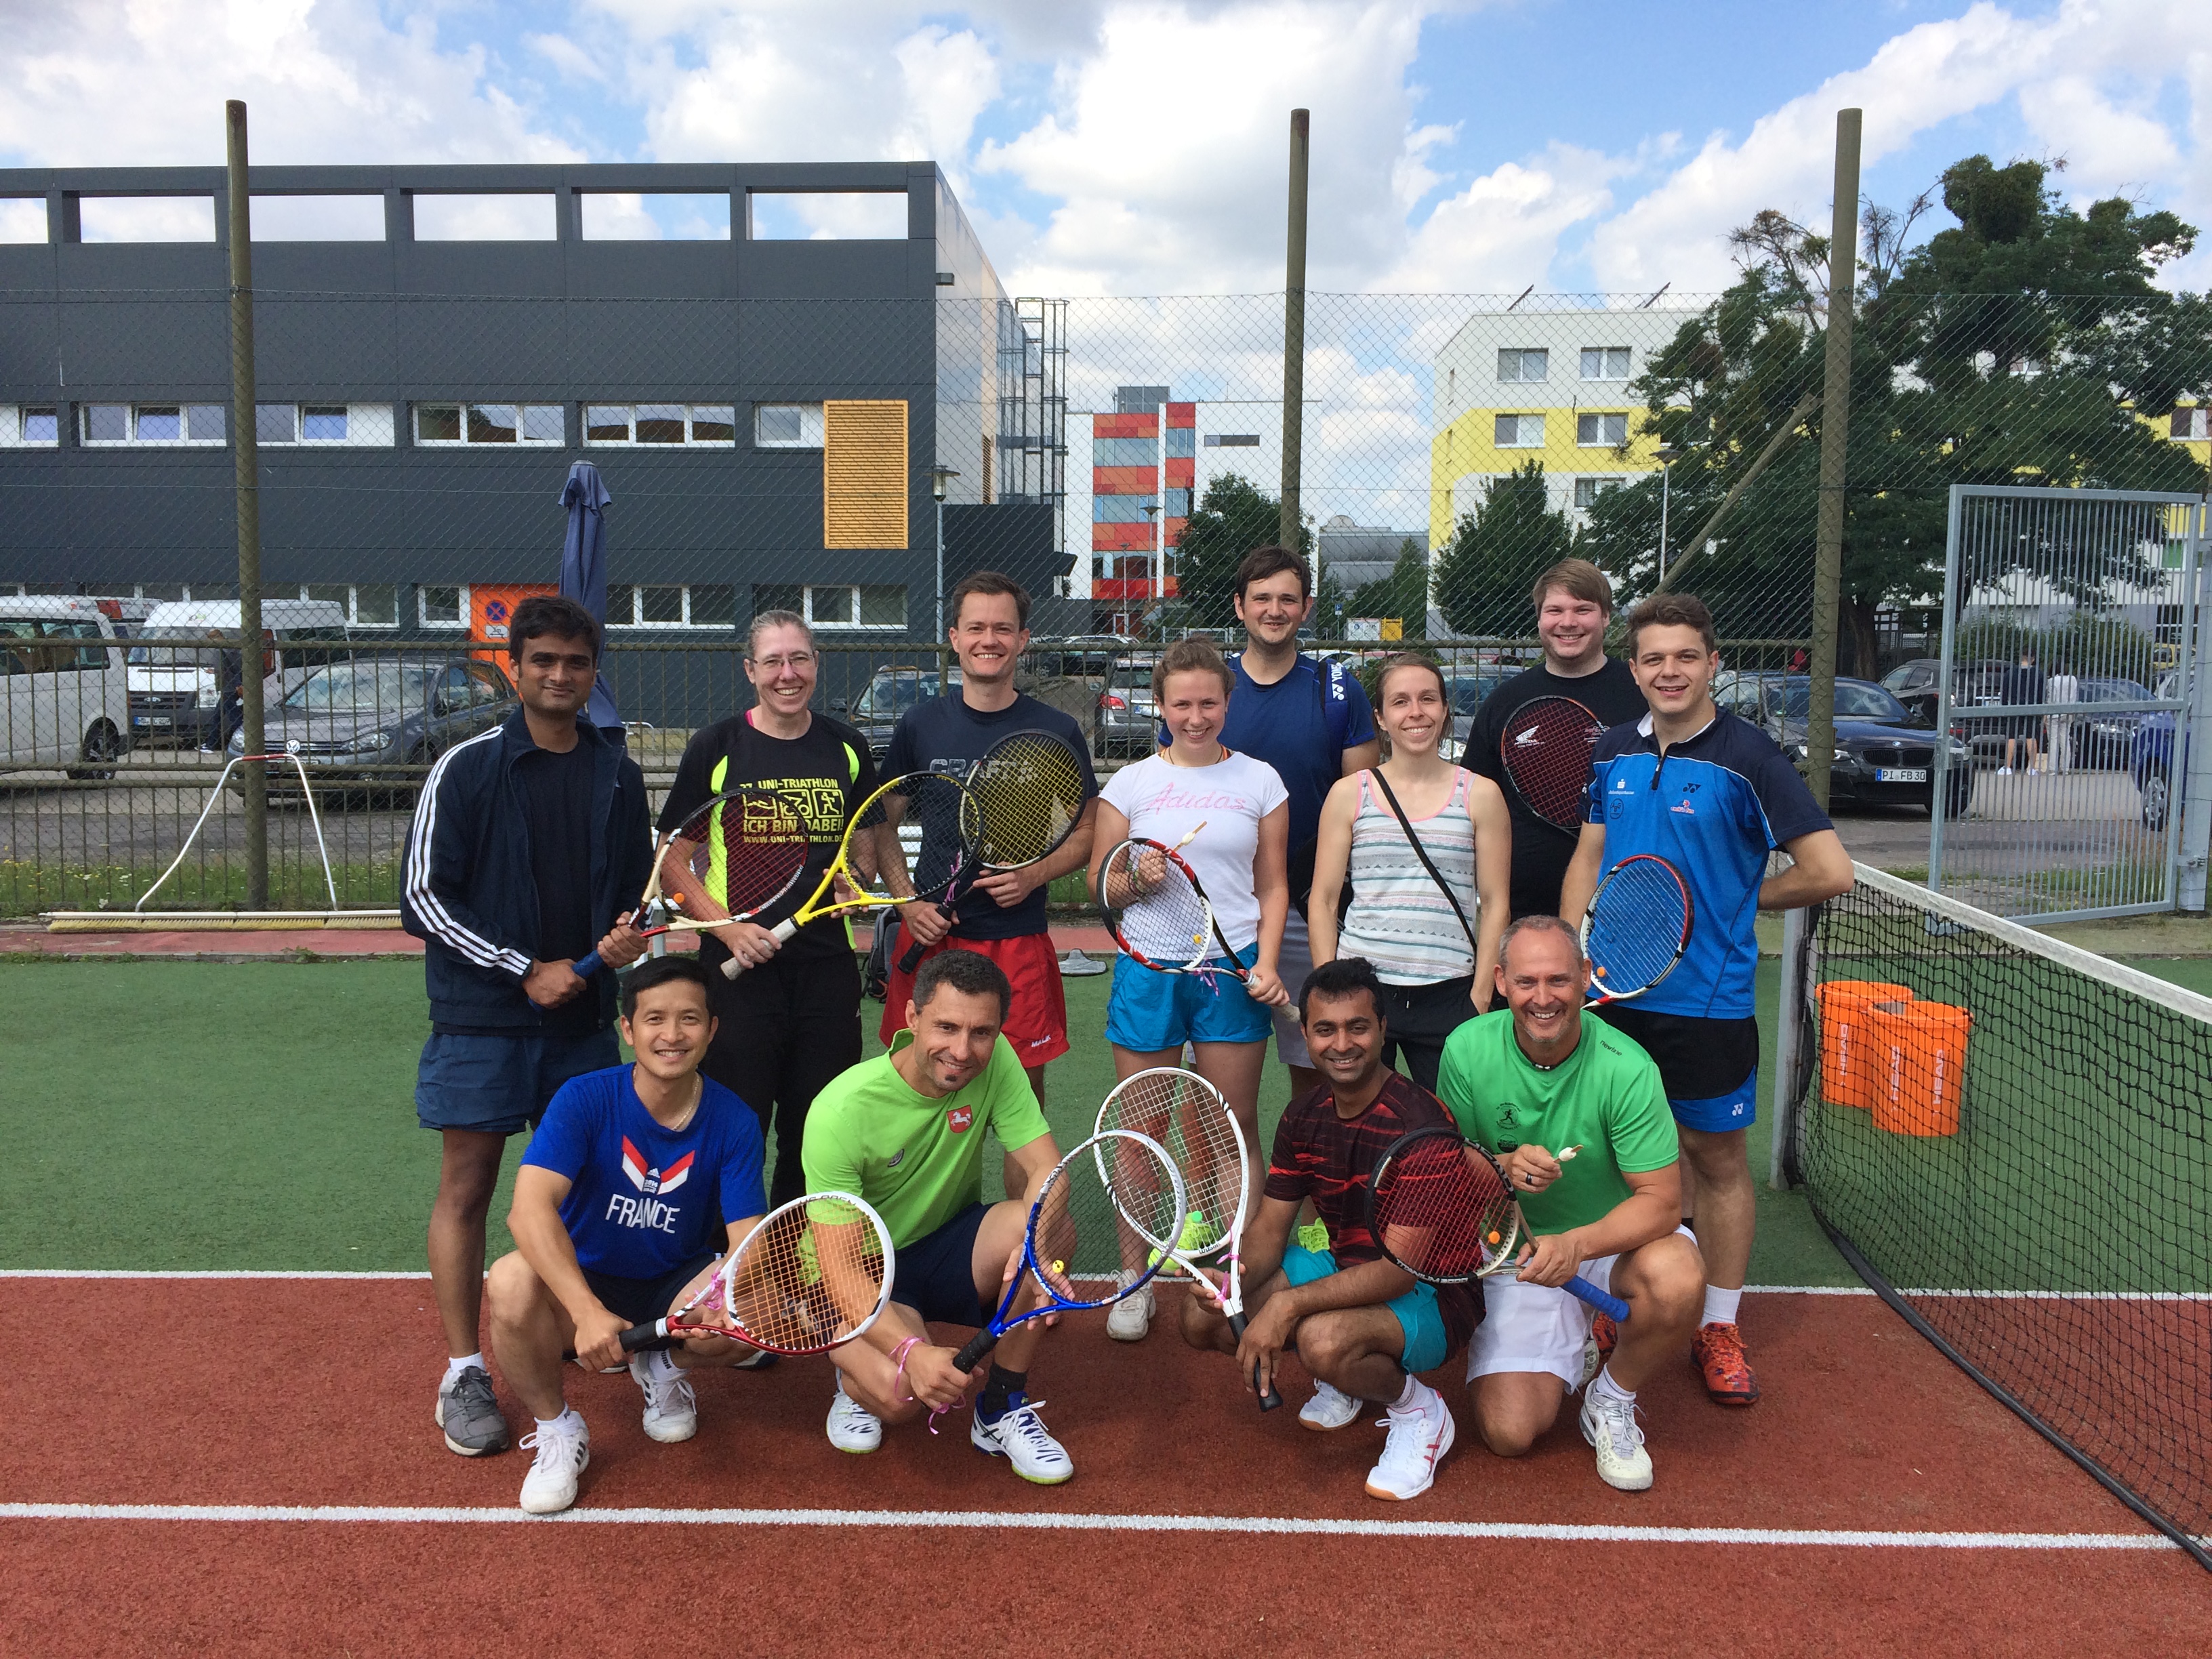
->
<box><xmin>1052</xmin><ymin>1259</ymin><xmax>1065</xmax><ymax>1273</ymax></box>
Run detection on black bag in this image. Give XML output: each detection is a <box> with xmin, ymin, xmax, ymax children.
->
<box><xmin>861</xmin><ymin>917</ymin><xmax>893</xmax><ymax>1003</ymax></box>
<box><xmin>1288</xmin><ymin>836</ymin><xmax>1352</xmax><ymax>926</ymax></box>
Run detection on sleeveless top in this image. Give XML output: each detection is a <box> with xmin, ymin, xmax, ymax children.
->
<box><xmin>1336</xmin><ymin>768</ymin><xmax>1479</xmax><ymax>985</ymax></box>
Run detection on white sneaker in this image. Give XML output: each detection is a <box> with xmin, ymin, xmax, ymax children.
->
<box><xmin>1364</xmin><ymin>1380</ymin><xmax>1456</xmax><ymax>1501</ymax></box>
<box><xmin>826</xmin><ymin>1380</ymin><xmax>883</xmax><ymax>1454</ymax></box>
<box><xmin>1105</xmin><ymin>1271</ymin><xmax>1153</xmax><ymax>1341</ymax></box>
<box><xmin>1580</xmin><ymin>1383</ymin><xmax>1654</xmax><ymax>1491</ymax></box>
<box><xmin>517</xmin><ymin>1412</ymin><xmax>590</xmax><ymax>1515</ymax></box>
<box><xmin>1997</xmin><ymin>765</ymin><xmax>2013</xmax><ymax>776</ymax></box>
<box><xmin>630</xmin><ymin>1350</ymin><xmax>698</xmax><ymax>1444</ymax></box>
<box><xmin>1299</xmin><ymin>1378</ymin><xmax>1362</xmax><ymax>1431</ymax></box>
<box><xmin>971</xmin><ymin>1397</ymin><xmax>1075</xmax><ymax>1485</ymax></box>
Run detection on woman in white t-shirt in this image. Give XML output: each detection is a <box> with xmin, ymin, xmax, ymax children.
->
<box><xmin>1092</xmin><ymin>636</ymin><xmax>1290</xmax><ymax>1134</ymax></box>
<box><xmin>1308</xmin><ymin>654</ymin><xmax>1511</xmax><ymax>1092</ymax></box>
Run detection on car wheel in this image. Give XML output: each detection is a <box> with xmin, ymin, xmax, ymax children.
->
<box><xmin>1936</xmin><ymin>773</ymin><xmax>1973</xmax><ymax>819</ymax></box>
<box><xmin>66</xmin><ymin>720</ymin><xmax>126</xmax><ymax>781</ymax></box>
<box><xmin>2140</xmin><ymin>769</ymin><xmax>2170</xmax><ymax>833</ymax></box>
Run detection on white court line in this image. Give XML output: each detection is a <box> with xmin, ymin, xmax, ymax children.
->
<box><xmin>0</xmin><ymin>1501</ymin><xmax>2178</xmax><ymax>1550</ymax></box>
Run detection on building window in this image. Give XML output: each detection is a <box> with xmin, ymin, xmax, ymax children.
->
<box><xmin>754</xmin><ymin>403</ymin><xmax>825</xmax><ymax>449</ymax></box>
<box><xmin>1092</xmin><ymin>436</ymin><xmax>1159</xmax><ymax>467</ymax></box>
<box><xmin>79</xmin><ymin>403</ymin><xmax>229</xmax><ymax>446</ymax></box>
<box><xmin>2</xmin><ymin>405</ymin><xmax>60</xmax><ymax>446</ymax></box>
<box><xmin>253</xmin><ymin>403</ymin><xmax>393</xmax><ymax>447</ymax></box>
<box><xmin>605</xmin><ymin>583</ymin><xmax>736</xmax><ymax>628</ymax></box>
<box><xmin>413</xmin><ymin>403</ymin><xmax>563</xmax><ymax>445</ymax></box>
<box><xmin>2176</xmin><ymin>407</ymin><xmax>2209</xmax><ymax>441</ymax></box>
<box><xmin>300</xmin><ymin>405</ymin><xmax>349</xmax><ymax>443</ymax></box>
<box><xmin>586</xmin><ymin>404</ymin><xmax>739</xmax><ymax>447</ymax></box>
<box><xmin>1580</xmin><ymin>347</ymin><xmax>1632</xmax><ymax>380</ymax></box>
<box><xmin>1498</xmin><ymin>348</ymin><xmax>1549</xmax><ymax>383</ymax></box>
<box><xmin>419</xmin><ymin>585</ymin><xmax>468</xmax><ymax>627</ymax></box>
<box><xmin>1164</xmin><ymin>487</ymin><xmax>1193</xmax><ymax>516</ymax></box>
<box><xmin>1493</xmin><ymin>413</ymin><xmax>1545</xmax><ymax>448</ymax></box>
<box><xmin>299</xmin><ymin>583</ymin><xmax>398</xmax><ymax>628</ymax></box>
<box><xmin>1576</xmin><ymin>412</ymin><xmax>1629</xmax><ymax>447</ymax></box>
<box><xmin>753</xmin><ymin>583</ymin><xmax>905</xmax><ymax>630</ymax></box>
<box><xmin>1092</xmin><ymin>494</ymin><xmax>1159</xmax><ymax>523</ymax></box>
<box><xmin>1574</xmin><ymin>476</ymin><xmax>1626</xmax><ymax>508</ymax></box>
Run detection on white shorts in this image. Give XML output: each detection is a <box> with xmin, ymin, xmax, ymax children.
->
<box><xmin>1270</xmin><ymin>911</ymin><xmax>1314</xmax><ymax>1069</ymax></box>
<box><xmin>1465</xmin><ymin>1225</ymin><xmax>1698</xmax><ymax>1387</ymax></box>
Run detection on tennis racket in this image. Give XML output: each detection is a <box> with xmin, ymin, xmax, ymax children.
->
<box><xmin>1499</xmin><ymin>696</ymin><xmax>1607</xmax><ymax>835</ymax></box>
<box><xmin>897</xmin><ymin>729</ymin><xmax>1090</xmax><ymax>973</ymax></box>
<box><xmin>1097</xmin><ymin>825</ymin><xmax>1248</xmax><ymax>982</ymax></box>
<box><xmin>1369</xmin><ymin>1128</ymin><xmax>1629</xmax><ymax>1321</ymax></box>
<box><xmin>722</xmin><ymin>769</ymin><xmax>983</xmax><ymax>981</ymax></box>
<box><xmin>604</xmin><ymin>1191</ymin><xmax>895</xmax><ymax>1357</ymax></box>
<box><xmin>951</xmin><ymin>1130</ymin><xmax>1187</xmax><ymax>1372</ymax></box>
<box><xmin>1580</xmin><ymin>853</ymin><xmax>1693</xmax><ymax>1006</ymax></box>
<box><xmin>1094</xmin><ymin>1067</ymin><xmax>1278</xmax><ymax>1410</ymax></box>
<box><xmin>573</xmin><ymin>788</ymin><xmax>811</xmax><ymax>979</ymax></box>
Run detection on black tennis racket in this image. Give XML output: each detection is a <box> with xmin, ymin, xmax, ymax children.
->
<box><xmin>1580</xmin><ymin>853</ymin><xmax>1692</xmax><ymax>1006</ymax></box>
<box><xmin>1097</xmin><ymin>826</ymin><xmax>1248</xmax><ymax>982</ymax></box>
<box><xmin>1499</xmin><ymin>696</ymin><xmax>1607</xmax><ymax>835</ymax></box>
<box><xmin>951</xmin><ymin>1130</ymin><xmax>1187</xmax><ymax>1371</ymax></box>
<box><xmin>897</xmin><ymin>729</ymin><xmax>1090</xmax><ymax>973</ymax></box>
<box><xmin>1369</xmin><ymin>1127</ymin><xmax>1630</xmax><ymax>1320</ymax></box>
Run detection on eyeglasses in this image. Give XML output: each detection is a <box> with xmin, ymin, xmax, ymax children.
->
<box><xmin>749</xmin><ymin>653</ymin><xmax>815</xmax><ymax>673</ymax></box>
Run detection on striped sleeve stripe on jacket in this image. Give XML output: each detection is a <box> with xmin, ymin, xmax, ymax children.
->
<box><xmin>405</xmin><ymin>727</ymin><xmax>532</xmax><ymax>977</ymax></box>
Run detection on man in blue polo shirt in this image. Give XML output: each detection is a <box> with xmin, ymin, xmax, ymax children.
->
<box><xmin>1561</xmin><ymin>594</ymin><xmax>1851</xmax><ymax>1407</ymax></box>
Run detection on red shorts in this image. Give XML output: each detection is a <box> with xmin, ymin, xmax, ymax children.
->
<box><xmin>878</xmin><ymin>928</ymin><xmax>1069</xmax><ymax>1067</ymax></box>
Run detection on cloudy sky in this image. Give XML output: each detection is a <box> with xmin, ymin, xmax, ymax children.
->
<box><xmin>3</xmin><ymin>0</ymin><xmax>2206</xmax><ymax>297</ymax></box>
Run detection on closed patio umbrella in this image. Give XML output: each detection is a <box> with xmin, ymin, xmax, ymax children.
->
<box><xmin>558</xmin><ymin>459</ymin><xmax>623</xmax><ymax>741</ymax></box>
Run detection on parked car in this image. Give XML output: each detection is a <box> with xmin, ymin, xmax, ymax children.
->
<box><xmin>0</xmin><ymin>594</ymin><xmax>131</xmax><ymax>778</ymax></box>
<box><xmin>1720</xmin><ymin>674</ymin><xmax>1973</xmax><ymax>817</ymax></box>
<box><xmin>2071</xmin><ymin>677</ymin><xmax>2156</xmax><ymax>771</ymax></box>
<box><xmin>1881</xmin><ymin>657</ymin><xmax>2011</xmax><ymax>735</ymax></box>
<box><xmin>128</xmin><ymin>596</ymin><xmax>350</xmax><ymax>750</ymax></box>
<box><xmin>832</xmin><ymin>666</ymin><xmax>962</xmax><ymax>762</ymax></box>
<box><xmin>1093</xmin><ymin>657</ymin><xmax>1159</xmax><ymax>758</ymax></box>
<box><xmin>227</xmin><ymin>653</ymin><xmax>516</xmax><ymax>799</ymax></box>
<box><xmin>1439</xmin><ymin>670</ymin><xmax>1507</xmax><ymax>764</ymax></box>
<box><xmin>2131</xmin><ymin>705</ymin><xmax>2179</xmax><ymax>831</ymax></box>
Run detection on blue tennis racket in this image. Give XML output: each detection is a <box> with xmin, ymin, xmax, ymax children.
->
<box><xmin>1580</xmin><ymin>853</ymin><xmax>1693</xmax><ymax>1006</ymax></box>
<box><xmin>951</xmin><ymin>1130</ymin><xmax>1187</xmax><ymax>1372</ymax></box>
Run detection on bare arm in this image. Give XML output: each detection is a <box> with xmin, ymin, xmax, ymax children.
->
<box><xmin>1086</xmin><ymin>798</ymin><xmax>1132</xmax><ymax>905</ymax></box>
<box><xmin>972</xmin><ymin>798</ymin><xmax>1097</xmax><ymax>907</ymax></box>
<box><xmin>1559</xmin><ymin>821</ymin><xmax>1607</xmax><ymax>927</ymax></box>
<box><xmin>1761</xmin><ymin>827</ymin><xmax>1853</xmax><ymax>910</ymax></box>
<box><xmin>1305</xmin><ymin>774</ymin><xmax>1361</xmax><ymax>965</ymax></box>
<box><xmin>1247</xmin><ymin>801</ymin><xmax>1292</xmax><ymax>1004</ymax></box>
<box><xmin>1507</xmin><ymin>1161</ymin><xmax>1683</xmax><ymax>1288</ymax></box>
<box><xmin>1467</xmin><ymin>773</ymin><xmax>1512</xmax><ymax>1012</ymax></box>
<box><xmin>509</xmin><ymin>1164</ymin><xmax>629</xmax><ymax>1365</ymax></box>
<box><xmin>1340</xmin><ymin>737</ymin><xmax>1381</xmax><ymax>777</ymax></box>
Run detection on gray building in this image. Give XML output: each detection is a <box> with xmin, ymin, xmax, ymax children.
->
<box><xmin>1317</xmin><ymin>515</ymin><xmax>1425</xmax><ymax>592</ymax></box>
<box><xmin>0</xmin><ymin>161</ymin><xmax>1069</xmax><ymax>641</ymax></box>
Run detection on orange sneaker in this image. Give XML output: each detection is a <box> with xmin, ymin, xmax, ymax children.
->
<box><xmin>1692</xmin><ymin>1321</ymin><xmax>1760</xmax><ymax>1406</ymax></box>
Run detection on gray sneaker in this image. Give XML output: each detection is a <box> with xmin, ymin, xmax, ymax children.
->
<box><xmin>436</xmin><ymin>1364</ymin><xmax>510</xmax><ymax>1456</ymax></box>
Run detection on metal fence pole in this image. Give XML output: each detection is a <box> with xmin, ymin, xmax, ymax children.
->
<box><xmin>226</xmin><ymin>98</ymin><xmax>267</xmax><ymax>908</ymax></box>
<box><xmin>2183</xmin><ymin>501</ymin><xmax>2212</xmax><ymax>914</ymax></box>
<box><xmin>1279</xmin><ymin>108</ymin><xmax>1309</xmax><ymax>556</ymax></box>
<box><xmin>1805</xmin><ymin>106</ymin><xmax>1861</xmax><ymax>811</ymax></box>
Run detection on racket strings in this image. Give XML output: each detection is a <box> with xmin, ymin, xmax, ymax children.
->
<box><xmin>1098</xmin><ymin>1073</ymin><xmax>1244</xmax><ymax>1262</ymax></box>
<box><xmin>660</xmin><ymin>793</ymin><xmax>810</xmax><ymax>924</ymax></box>
<box><xmin>722</xmin><ymin>1198</ymin><xmax>887</xmax><ymax>1352</ymax></box>
<box><xmin>1587</xmin><ymin>860</ymin><xmax>1690</xmax><ymax>989</ymax></box>
<box><xmin>1374</xmin><ymin>1139</ymin><xmax>1519</xmax><ymax>1280</ymax></box>
<box><xmin>1102</xmin><ymin>841</ymin><xmax>1212</xmax><ymax>966</ymax></box>
<box><xmin>882</xmin><ymin>773</ymin><xmax>983</xmax><ymax>901</ymax></box>
<box><xmin>1501</xmin><ymin>701</ymin><xmax>1605</xmax><ymax>829</ymax></box>
<box><xmin>1035</xmin><ymin>1135</ymin><xmax>1181</xmax><ymax>1307</ymax></box>
<box><xmin>970</xmin><ymin>737</ymin><xmax>1085</xmax><ymax>867</ymax></box>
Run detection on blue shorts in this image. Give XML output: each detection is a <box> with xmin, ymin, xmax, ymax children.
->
<box><xmin>415</xmin><ymin>1027</ymin><xmax>621</xmax><ymax>1136</ymax></box>
<box><xmin>1105</xmin><ymin>944</ymin><xmax>1272</xmax><ymax>1050</ymax></box>
<box><xmin>1282</xmin><ymin>1243</ymin><xmax>1451</xmax><ymax>1374</ymax></box>
<box><xmin>890</xmin><ymin>1201</ymin><xmax>994</xmax><ymax>1328</ymax></box>
<box><xmin>1592</xmin><ymin>1006</ymin><xmax>1759</xmax><ymax>1133</ymax></box>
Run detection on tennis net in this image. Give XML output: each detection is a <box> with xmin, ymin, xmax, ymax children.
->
<box><xmin>1777</xmin><ymin>864</ymin><xmax>2212</xmax><ymax>1567</ymax></box>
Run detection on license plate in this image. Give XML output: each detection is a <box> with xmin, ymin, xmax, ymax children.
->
<box><xmin>1877</xmin><ymin>767</ymin><xmax>1926</xmax><ymax>783</ymax></box>
<box><xmin>135</xmin><ymin>716</ymin><xmax>172</xmax><ymax>727</ymax></box>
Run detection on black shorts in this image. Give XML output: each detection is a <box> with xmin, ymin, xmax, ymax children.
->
<box><xmin>1591</xmin><ymin>1005</ymin><xmax>1761</xmax><ymax>1133</ymax></box>
<box><xmin>581</xmin><ymin>1250</ymin><xmax>720</xmax><ymax>1328</ymax></box>
<box><xmin>890</xmin><ymin>1202</ymin><xmax>994</xmax><ymax>1328</ymax></box>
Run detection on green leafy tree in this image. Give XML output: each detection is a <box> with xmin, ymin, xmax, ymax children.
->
<box><xmin>1347</xmin><ymin>540</ymin><xmax>1430</xmax><ymax>639</ymax></box>
<box><xmin>1174</xmin><ymin>474</ymin><xmax>1311</xmax><ymax>631</ymax></box>
<box><xmin>1434</xmin><ymin>462</ymin><xmax>1573</xmax><ymax>636</ymax></box>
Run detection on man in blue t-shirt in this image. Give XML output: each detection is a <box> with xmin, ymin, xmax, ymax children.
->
<box><xmin>1561</xmin><ymin>594</ymin><xmax>1851</xmax><ymax>1409</ymax></box>
<box><xmin>486</xmin><ymin>956</ymin><xmax>768</xmax><ymax>1515</ymax></box>
<box><xmin>1166</xmin><ymin>546</ymin><xmax>1378</xmax><ymax>1103</ymax></box>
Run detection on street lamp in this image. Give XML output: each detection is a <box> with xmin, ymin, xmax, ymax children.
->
<box><xmin>1654</xmin><ymin>443</ymin><xmax>1681</xmax><ymax>584</ymax></box>
<box><xmin>930</xmin><ymin>464</ymin><xmax>960</xmax><ymax>636</ymax></box>
<box><xmin>1142</xmin><ymin>499</ymin><xmax>1162</xmax><ymax>638</ymax></box>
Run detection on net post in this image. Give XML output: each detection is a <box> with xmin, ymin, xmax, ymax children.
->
<box><xmin>1767</xmin><ymin>903</ymin><xmax>1808</xmax><ymax>1191</ymax></box>
<box><xmin>225</xmin><ymin>97</ymin><xmax>268</xmax><ymax>909</ymax></box>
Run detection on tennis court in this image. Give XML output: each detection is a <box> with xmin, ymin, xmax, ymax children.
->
<box><xmin>5</xmin><ymin>945</ymin><xmax>2210</xmax><ymax>1655</ymax></box>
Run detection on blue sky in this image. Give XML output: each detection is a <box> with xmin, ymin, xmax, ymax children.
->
<box><xmin>4</xmin><ymin>1</ymin><xmax>2206</xmax><ymax>295</ymax></box>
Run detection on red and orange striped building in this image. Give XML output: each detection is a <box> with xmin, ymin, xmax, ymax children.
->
<box><xmin>1092</xmin><ymin>390</ymin><xmax>1194</xmax><ymax>634</ymax></box>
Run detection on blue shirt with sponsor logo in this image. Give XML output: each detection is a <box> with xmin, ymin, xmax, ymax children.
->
<box><xmin>521</xmin><ymin>1065</ymin><xmax>766</xmax><ymax>1278</ymax></box>
<box><xmin>1158</xmin><ymin>653</ymin><xmax>1377</xmax><ymax>853</ymax></box>
<box><xmin>1585</xmin><ymin>711</ymin><xmax>1830</xmax><ymax>1019</ymax></box>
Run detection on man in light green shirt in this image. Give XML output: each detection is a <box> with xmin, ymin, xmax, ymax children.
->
<box><xmin>1436</xmin><ymin>915</ymin><xmax>1705</xmax><ymax>1492</ymax></box>
<box><xmin>800</xmin><ymin>949</ymin><xmax>1073</xmax><ymax>1483</ymax></box>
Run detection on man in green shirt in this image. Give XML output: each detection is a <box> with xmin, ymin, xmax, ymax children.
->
<box><xmin>1435</xmin><ymin>916</ymin><xmax>1705</xmax><ymax>1491</ymax></box>
<box><xmin>800</xmin><ymin>949</ymin><xmax>1072</xmax><ymax>1483</ymax></box>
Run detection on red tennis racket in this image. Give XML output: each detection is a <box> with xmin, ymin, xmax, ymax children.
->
<box><xmin>1499</xmin><ymin>696</ymin><xmax>1607</xmax><ymax>835</ymax></box>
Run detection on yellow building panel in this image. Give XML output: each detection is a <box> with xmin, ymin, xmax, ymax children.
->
<box><xmin>824</xmin><ymin>399</ymin><xmax>909</xmax><ymax>550</ymax></box>
<box><xmin>1429</xmin><ymin>404</ymin><xmax>1664</xmax><ymax>548</ymax></box>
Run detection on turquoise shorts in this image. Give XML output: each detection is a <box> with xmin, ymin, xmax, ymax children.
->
<box><xmin>1104</xmin><ymin>943</ymin><xmax>1271</xmax><ymax>1050</ymax></box>
<box><xmin>1282</xmin><ymin>1242</ymin><xmax>1450</xmax><ymax>1375</ymax></box>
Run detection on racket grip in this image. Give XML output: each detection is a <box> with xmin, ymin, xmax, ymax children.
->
<box><xmin>895</xmin><ymin>903</ymin><xmax>951</xmax><ymax>974</ymax></box>
<box><xmin>1563</xmin><ymin>1276</ymin><xmax>1631</xmax><ymax>1324</ymax></box>
<box><xmin>951</xmin><ymin>1328</ymin><xmax>998</xmax><ymax>1372</ymax></box>
<box><xmin>1227</xmin><ymin>1311</ymin><xmax>1282</xmax><ymax>1411</ymax></box>
<box><xmin>572</xmin><ymin>949</ymin><xmax>602</xmax><ymax>980</ymax></box>
<box><xmin>617</xmin><ymin>1319</ymin><xmax>671</xmax><ymax>1352</ymax></box>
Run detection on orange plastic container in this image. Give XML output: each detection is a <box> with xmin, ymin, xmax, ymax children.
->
<box><xmin>1817</xmin><ymin>981</ymin><xmax>1914</xmax><ymax>1107</ymax></box>
<box><xmin>1868</xmin><ymin>1000</ymin><xmax>1972</xmax><ymax>1138</ymax></box>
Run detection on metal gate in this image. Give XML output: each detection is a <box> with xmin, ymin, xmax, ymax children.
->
<box><xmin>1928</xmin><ymin>485</ymin><xmax>2205</xmax><ymax>922</ymax></box>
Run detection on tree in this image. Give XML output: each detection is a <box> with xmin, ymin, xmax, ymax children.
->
<box><xmin>1174</xmin><ymin>474</ymin><xmax>1311</xmax><ymax>631</ymax></box>
<box><xmin>1433</xmin><ymin>462</ymin><xmax>1572</xmax><ymax>636</ymax></box>
<box><xmin>1348</xmin><ymin>539</ymin><xmax>1430</xmax><ymax>638</ymax></box>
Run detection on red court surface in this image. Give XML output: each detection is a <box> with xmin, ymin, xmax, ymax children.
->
<box><xmin>5</xmin><ymin>1277</ymin><xmax>2207</xmax><ymax>1656</ymax></box>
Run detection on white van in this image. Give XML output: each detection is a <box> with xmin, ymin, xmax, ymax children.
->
<box><xmin>0</xmin><ymin>595</ymin><xmax>131</xmax><ymax>775</ymax></box>
<box><xmin>127</xmin><ymin>597</ymin><xmax>350</xmax><ymax>749</ymax></box>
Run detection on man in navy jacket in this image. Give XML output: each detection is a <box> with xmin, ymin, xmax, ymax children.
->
<box><xmin>403</xmin><ymin>594</ymin><xmax>653</xmax><ymax>1457</ymax></box>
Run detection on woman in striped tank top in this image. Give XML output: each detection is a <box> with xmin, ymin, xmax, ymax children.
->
<box><xmin>1307</xmin><ymin>655</ymin><xmax>1511</xmax><ymax>1092</ymax></box>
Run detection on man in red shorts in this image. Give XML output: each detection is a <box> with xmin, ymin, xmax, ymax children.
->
<box><xmin>881</xmin><ymin>571</ymin><xmax>1099</xmax><ymax>1115</ymax></box>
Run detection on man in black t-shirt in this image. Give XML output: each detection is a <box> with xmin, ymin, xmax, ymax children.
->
<box><xmin>657</xmin><ymin>610</ymin><xmax>880</xmax><ymax>1209</ymax></box>
<box><xmin>1467</xmin><ymin>559</ymin><xmax>1648</xmax><ymax>919</ymax></box>
<box><xmin>880</xmin><ymin>573</ymin><xmax>1099</xmax><ymax>1103</ymax></box>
